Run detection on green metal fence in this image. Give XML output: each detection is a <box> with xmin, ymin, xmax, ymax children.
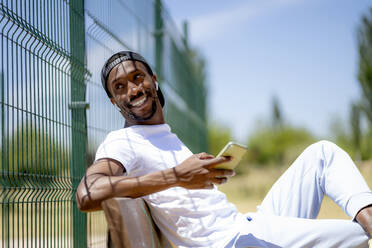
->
<box><xmin>1</xmin><ymin>0</ymin><xmax>208</xmax><ymax>247</ymax></box>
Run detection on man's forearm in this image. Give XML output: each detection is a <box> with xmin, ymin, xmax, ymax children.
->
<box><xmin>76</xmin><ymin>168</ymin><xmax>178</xmax><ymax>212</ymax></box>
<box><xmin>76</xmin><ymin>154</ymin><xmax>233</xmax><ymax>212</ymax></box>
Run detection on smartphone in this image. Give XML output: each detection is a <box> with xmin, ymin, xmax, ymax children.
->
<box><xmin>214</xmin><ymin>142</ymin><xmax>248</xmax><ymax>170</ymax></box>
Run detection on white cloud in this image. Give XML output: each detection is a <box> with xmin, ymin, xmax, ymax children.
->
<box><xmin>188</xmin><ymin>0</ymin><xmax>304</xmax><ymax>44</ymax></box>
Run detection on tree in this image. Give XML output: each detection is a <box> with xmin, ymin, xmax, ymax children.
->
<box><xmin>1</xmin><ymin>125</ymin><xmax>69</xmax><ymax>186</ymax></box>
<box><xmin>271</xmin><ymin>95</ymin><xmax>283</xmax><ymax>129</ymax></box>
<box><xmin>355</xmin><ymin>8</ymin><xmax>372</xmax><ymax>160</ymax></box>
<box><xmin>357</xmin><ymin>8</ymin><xmax>372</xmax><ymax>126</ymax></box>
<box><xmin>246</xmin><ymin>124</ymin><xmax>315</xmax><ymax>166</ymax></box>
<box><xmin>328</xmin><ymin>115</ymin><xmax>354</xmax><ymax>158</ymax></box>
<box><xmin>208</xmin><ymin>122</ymin><xmax>232</xmax><ymax>157</ymax></box>
<box><xmin>350</xmin><ymin>103</ymin><xmax>361</xmax><ymax>160</ymax></box>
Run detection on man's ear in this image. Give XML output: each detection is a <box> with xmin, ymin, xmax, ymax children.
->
<box><xmin>152</xmin><ymin>74</ymin><xmax>157</xmax><ymax>82</ymax></box>
<box><xmin>152</xmin><ymin>75</ymin><xmax>158</xmax><ymax>86</ymax></box>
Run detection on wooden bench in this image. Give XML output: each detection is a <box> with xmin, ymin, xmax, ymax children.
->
<box><xmin>102</xmin><ymin>197</ymin><xmax>173</xmax><ymax>248</ymax></box>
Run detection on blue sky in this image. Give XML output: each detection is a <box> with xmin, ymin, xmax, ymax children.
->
<box><xmin>164</xmin><ymin>0</ymin><xmax>372</xmax><ymax>141</ymax></box>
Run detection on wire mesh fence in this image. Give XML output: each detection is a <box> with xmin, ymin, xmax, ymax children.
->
<box><xmin>0</xmin><ymin>0</ymin><xmax>80</xmax><ymax>247</ymax></box>
<box><xmin>1</xmin><ymin>0</ymin><xmax>208</xmax><ymax>247</ymax></box>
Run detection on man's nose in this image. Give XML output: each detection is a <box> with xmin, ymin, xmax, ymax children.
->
<box><xmin>128</xmin><ymin>81</ymin><xmax>140</xmax><ymax>96</ymax></box>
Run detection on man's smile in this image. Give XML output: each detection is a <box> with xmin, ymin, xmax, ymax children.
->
<box><xmin>122</xmin><ymin>88</ymin><xmax>156</xmax><ymax>121</ymax></box>
<box><xmin>129</xmin><ymin>92</ymin><xmax>148</xmax><ymax>108</ymax></box>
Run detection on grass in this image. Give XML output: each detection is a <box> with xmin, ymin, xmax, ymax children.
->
<box><xmin>219</xmin><ymin>160</ymin><xmax>372</xmax><ymax>219</ymax></box>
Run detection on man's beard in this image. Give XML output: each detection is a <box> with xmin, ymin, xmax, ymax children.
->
<box><xmin>125</xmin><ymin>101</ymin><xmax>157</xmax><ymax>122</ymax></box>
<box><xmin>118</xmin><ymin>90</ymin><xmax>158</xmax><ymax>122</ymax></box>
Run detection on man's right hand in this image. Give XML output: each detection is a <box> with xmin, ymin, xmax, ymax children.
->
<box><xmin>173</xmin><ymin>153</ymin><xmax>235</xmax><ymax>189</ymax></box>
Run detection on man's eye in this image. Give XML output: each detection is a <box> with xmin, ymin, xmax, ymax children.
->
<box><xmin>115</xmin><ymin>84</ymin><xmax>124</xmax><ymax>89</ymax></box>
<box><xmin>134</xmin><ymin>74</ymin><xmax>144</xmax><ymax>80</ymax></box>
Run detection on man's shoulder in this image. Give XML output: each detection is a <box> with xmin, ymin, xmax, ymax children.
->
<box><xmin>95</xmin><ymin>128</ymin><xmax>139</xmax><ymax>167</ymax></box>
<box><xmin>105</xmin><ymin>128</ymin><xmax>125</xmax><ymax>139</ymax></box>
<box><xmin>101</xmin><ymin>129</ymin><xmax>121</xmax><ymax>144</ymax></box>
<box><xmin>103</xmin><ymin>128</ymin><xmax>139</xmax><ymax>144</ymax></box>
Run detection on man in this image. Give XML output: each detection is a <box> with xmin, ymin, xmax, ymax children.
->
<box><xmin>76</xmin><ymin>51</ymin><xmax>372</xmax><ymax>247</ymax></box>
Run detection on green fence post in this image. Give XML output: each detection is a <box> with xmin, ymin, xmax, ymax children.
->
<box><xmin>69</xmin><ymin>0</ymin><xmax>88</xmax><ymax>247</ymax></box>
<box><xmin>0</xmin><ymin>71</ymin><xmax>8</xmax><ymax>248</ymax></box>
<box><xmin>154</xmin><ymin>0</ymin><xmax>164</xmax><ymax>81</ymax></box>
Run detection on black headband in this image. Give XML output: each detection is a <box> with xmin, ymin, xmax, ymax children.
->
<box><xmin>101</xmin><ymin>51</ymin><xmax>165</xmax><ymax>107</ymax></box>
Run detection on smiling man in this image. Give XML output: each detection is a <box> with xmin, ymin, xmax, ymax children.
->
<box><xmin>76</xmin><ymin>51</ymin><xmax>372</xmax><ymax>247</ymax></box>
<box><xmin>102</xmin><ymin>52</ymin><xmax>165</xmax><ymax>125</ymax></box>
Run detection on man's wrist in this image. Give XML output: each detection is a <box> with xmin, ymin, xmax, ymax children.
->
<box><xmin>165</xmin><ymin>167</ymin><xmax>180</xmax><ymax>188</ymax></box>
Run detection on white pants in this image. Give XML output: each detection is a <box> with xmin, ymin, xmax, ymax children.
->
<box><xmin>230</xmin><ymin>140</ymin><xmax>372</xmax><ymax>248</ymax></box>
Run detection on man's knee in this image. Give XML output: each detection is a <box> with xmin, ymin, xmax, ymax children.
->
<box><xmin>312</xmin><ymin>140</ymin><xmax>336</xmax><ymax>150</ymax></box>
<box><xmin>306</xmin><ymin>140</ymin><xmax>338</xmax><ymax>158</ymax></box>
<box><xmin>298</xmin><ymin>140</ymin><xmax>340</xmax><ymax>170</ymax></box>
<box><xmin>304</xmin><ymin>140</ymin><xmax>356</xmax><ymax>174</ymax></box>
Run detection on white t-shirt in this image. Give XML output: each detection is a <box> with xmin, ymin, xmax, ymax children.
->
<box><xmin>95</xmin><ymin>124</ymin><xmax>246</xmax><ymax>247</ymax></box>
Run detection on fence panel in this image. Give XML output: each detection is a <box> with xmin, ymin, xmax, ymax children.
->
<box><xmin>85</xmin><ymin>0</ymin><xmax>208</xmax><ymax>245</ymax></box>
<box><xmin>1</xmin><ymin>0</ymin><xmax>208</xmax><ymax>247</ymax></box>
<box><xmin>84</xmin><ymin>0</ymin><xmax>156</xmax><ymax>245</ymax></box>
<box><xmin>160</xmin><ymin>1</ymin><xmax>208</xmax><ymax>153</ymax></box>
<box><xmin>0</xmin><ymin>0</ymin><xmax>83</xmax><ymax>247</ymax></box>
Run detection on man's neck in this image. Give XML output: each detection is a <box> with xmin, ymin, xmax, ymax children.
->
<box><xmin>124</xmin><ymin>119</ymin><xmax>165</xmax><ymax>128</ymax></box>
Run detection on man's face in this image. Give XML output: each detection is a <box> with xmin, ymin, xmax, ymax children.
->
<box><xmin>106</xmin><ymin>60</ymin><xmax>159</xmax><ymax>123</ymax></box>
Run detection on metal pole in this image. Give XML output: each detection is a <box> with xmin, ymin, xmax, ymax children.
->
<box><xmin>69</xmin><ymin>0</ymin><xmax>88</xmax><ymax>247</ymax></box>
<box><xmin>154</xmin><ymin>0</ymin><xmax>164</xmax><ymax>82</ymax></box>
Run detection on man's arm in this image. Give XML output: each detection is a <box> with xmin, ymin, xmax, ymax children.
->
<box><xmin>356</xmin><ymin>205</ymin><xmax>372</xmax><ymax>238</ymax></box>
<box><xmin>76</xmin><ymin>153</ymin><xmax>234</xmax><ymax>212</ymax></box>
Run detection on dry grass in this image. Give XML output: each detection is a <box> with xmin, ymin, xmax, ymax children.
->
<box><xmin>219</xmin><ymin>160</ymin><xmax>372</xmax><ymax>219</ymax></box>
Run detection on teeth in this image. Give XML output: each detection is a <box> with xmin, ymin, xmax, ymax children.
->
<box><xmin>131</xmin><ymin>96</ymin><xmax>147</xmax><ymax>107</ymax></box>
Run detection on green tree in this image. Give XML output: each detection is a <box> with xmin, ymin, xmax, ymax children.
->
<box><xmin>350</xmin><ymin>103</ymin><xmax>362</xmax><ymax>160</ymax></box>
<box><xmin>357</xmin><ymin>8</ymin><xmax>372</xmax><ymax>126</ymax></box>
<box><xmin>246</xmin><ymin>96</ymin><xmax>314</xmax><ymax>166</ymax></box>
<box><xmin>272</xmin><ymin>95</ymin><xmax>283</xmax><ymax>129</ymax></box>
<box><xmin>328</xmin><ymin>112</ymin><xmax>371</xmax><ymax>161</ymax></box>
<box><xmin>361</xmin><ymin>129</ymin><xmax>372</xmax><ymax>160</ymax></box>
<box><xmin>328</xmin><ymin>115</ymin><xmax>354</xmax><ymax>157</ymax></box>
<box><xmin>354</xmin><ymin>8</ymin><xmax>372</xmax><ymax>160</ymax></box>
<box><xmin>246</xmin><ymin>124</ymin><xmax>315</xmax><ymax>166</ymax></box>
<box><xmin>208</xmin><ymin>122</ymin><xmax>232</xmax><ymax>157</ymax></box>
<box><xmin>1</xmin><ymin>125</ymin><xmax>69</xmax><ymax>186</ymax></box>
